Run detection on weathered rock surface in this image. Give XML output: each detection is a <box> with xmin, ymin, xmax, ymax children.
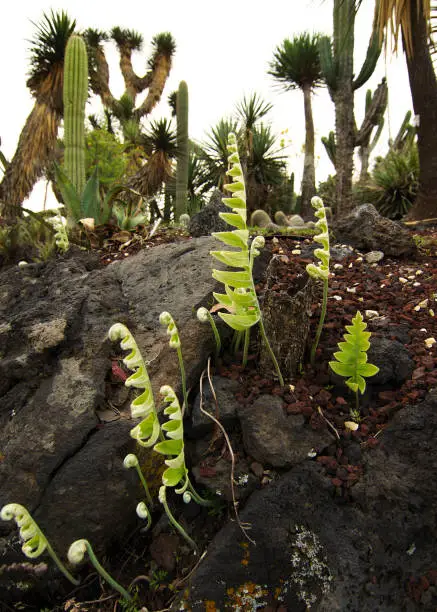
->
<box><xmin>238</xmin><ymin>395</ymin><xmax>333</xmax><ymax>468</ymax></box>
<box><xmin>0</xmin><ymin>237</ymin><xmax>227</xmax><ymax>600</ymax></box>
<box><xmin>183</xmin><ymin>389</ymin><xmax>437</xmax><ymax>611</ymax></box>
<box><xmin>332</xmin><ymin>203</ymin><xmax>417</xmax><ymax>257</ymax></box>
<box><xmin>188</xmin><ymin>190</ymin><xmax>229</xmax><ymax>237</ymax></box>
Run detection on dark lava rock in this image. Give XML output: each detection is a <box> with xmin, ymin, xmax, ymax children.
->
<box><xmin>332</xmin><ymin>203</ymin><xmax>417</xmax><ymax>257</ymax></box>
<box><xmin>188</xmin><ymin>190</ymin><xmax>229</xmax><ymax>237</ymax></box>
<box><xmin>182</xmin><ymin>388</ymin><xmax>437</xmax><ymax>611</ymax></box>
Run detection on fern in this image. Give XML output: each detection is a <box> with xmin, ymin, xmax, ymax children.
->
<box><xmin>329</xmin><ymin>311</ymin><xmax>379</xmax><ymax>411</ymax></box>
<box><xmin>211</xmin><ymin>132</ymin><xmax>284</xmax><ymax>385</ymax></box>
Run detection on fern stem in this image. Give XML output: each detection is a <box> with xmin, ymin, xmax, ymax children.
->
<box><xmin>187</xmin><ymin>479</ymin><xmax>215</xmax><ymax>507</ymax></box>
<box><xmin>83</xmin><ymin>541</ymin><xmax>132</xmax><ymax>601</ymax></box>
<box><xmin>134</xmin><ymin>462</ymin><xmax>154</xmax><ymax>507</ymax></box>
<box><xmin>176</xmin><ymin>347</ymin><xmax>188</xmax><ymax>412</ymax></box>
<box><xmin>242</xmin><ymin>328</ymin><xmax>250</xmax><ymax>367</ymax></box>
<box><xmin>310</xmin><ymin>278</ymin><xmax>329</xmax><ymax>366</ymax></box>
<box><xmin>45</xmin><ymin>541</ymin><xmax>80</xmax><ymax>586</ymax></box>
<box><xmin>258</xmin><ymin>318</ymin><xmax>284</xmax><ymax>386</ymax></box>
<box><xmin>160</xmin><ymin>487</ymin><xmax>198</xmax><ymax>552</ymax></box>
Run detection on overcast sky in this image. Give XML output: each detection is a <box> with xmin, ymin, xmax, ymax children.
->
<box><xmin>0</xmin><ymin>0</ymin><xmax>412</xmax><ymax>211</ymax></box>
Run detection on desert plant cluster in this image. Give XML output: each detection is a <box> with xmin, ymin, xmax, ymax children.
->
<box><xmin>0</xmin><ymin>1</ymin><xmax>436</xmax><ymax>610</ymax></box>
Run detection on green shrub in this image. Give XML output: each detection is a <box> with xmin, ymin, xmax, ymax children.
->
<box><xmin>354</xmin><ymin>142</ymin><xmax>419</xmax><ymax>219</ymax></box>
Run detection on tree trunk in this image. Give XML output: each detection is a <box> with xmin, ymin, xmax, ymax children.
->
<box><xmin>405</xmin><ymin>2</ymin><xmax>437</xmax><ymax>221</ymax></box>
<box><xmin>333</xmin><ymin>0</ymin><xmax>356</xmax><ymax>218</ymax></box>
<box><xmin>0</xmin><ymin>102</ymin><xmax>61</xmax><ymax>220</ymax></box>
<box><xmin>334</xmin><ymin>84</ymin><xmax>355</xmax><ymax>217</ymax></box>
<box><xmin>300</xmin><ymin>85</ymin><xmax>316</xmax><ymax>220</ymax></box>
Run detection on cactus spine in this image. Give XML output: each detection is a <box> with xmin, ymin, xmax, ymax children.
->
<box><xmin>63</xmin><ymin>34</ymin><xmax>88</xmax><ymax>196</ymax></box>
<box><xmin>175</xmin><ymin>80</ymin><xmax>189</xmax><ymax>221</ymax></box>
<box><xmin>319</xmin><ymin>0</ymin><xmax>382</xmax><ymax>216</ymax></box>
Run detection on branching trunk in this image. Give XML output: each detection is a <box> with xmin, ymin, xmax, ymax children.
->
<box><xmin>300</xmin><ymin>84</ymin><xmax>316</xmax><ymax>220</ymax></box>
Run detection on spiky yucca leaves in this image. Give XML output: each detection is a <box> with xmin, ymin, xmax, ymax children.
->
<box><xmin>306</xmin><ymin>196</ymin><xmax>331</xmax><ymax>365</ymax></box>
<box><xmin>1</xmin><ymin>504</ymin><xmax>79</xmax><ymax>585</ymax></box>
<box><xmin>200</xmin><ymin>118</ymin><xmax>240</xmax><ymax>190</ymax></box>
<box><xmin>126</xmin><ymin>118</ymin><xmax>177</xmax><ymax>199</ymax></box>
<box><xmin>374</xmin><ymin>0</ymin><xmax>431</xmax><ymax>58</ymax></box>
<box><xmin>355</xmin><ymin>141</ymin><xmax>419</xmax><ymax>219</ymax></box>
<box><xmin>211</xmin><ymin>133</ymin><xmax>284</xmax><ymax>385</ymax></box>
<box><xmin>108</xmin><ymin>323</ymin><xmax>161</xmax><ymax>448</ymax></box>
<box><xmin>329</xmin><ymin>311</ymin><xmax>379</xmax><ymax>412</ymax></box>
<box><xmin>0</xmin><ymin>11</ymin><xmax>76</xmax><ymax>217</ymax></box>
<box><xmin>236</xmin><ymin>93</ymin><xmax>273</xmax><ymax>162</ymax></box>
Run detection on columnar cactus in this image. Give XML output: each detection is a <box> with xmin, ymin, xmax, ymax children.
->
<box><xmin>63</xmin><ymin>34</ymin><xmax>88</xmax><ymax>196</ymax></box>
<box><xmin>175</xmin><ymin>80</ymin><xmax>189</xmax><ymax>221</ymax></box>
<box><xmin>319</xmin><ymin>0</ymin><xmax>383</xmax><ymax>216</ymax></box>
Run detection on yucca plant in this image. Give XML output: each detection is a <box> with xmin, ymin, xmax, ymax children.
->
<box><xmin>355</xmin><ymin>140</ymin><xmax>419</xmax><ymax>219</ymax></box>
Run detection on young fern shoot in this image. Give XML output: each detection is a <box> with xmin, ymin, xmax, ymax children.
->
<box><xmin>0</xmin><ymin>504</ymin><xmax>79</xmax><ymax>586</ymax></box>
<box><xmin>329</xmin><ymin>311</ymin><xmax>379</xmax><ymax>413</ymax></box>
<box><xmin>159</xmin><ymin>312</ymin><xmax>189</xmax><ymax>411</ymax></box>
<box><xmin>108</xmin><ymin>323</ymin><xmax>162</xmax><ymax>447</ymax></box>
<box><xmin>211</xmin><ymin>132</ymin><xmax>284</xmax><ymax>386</ymax></box>
<box><xmin>154</xmin><ymin>385</ymin><xmax>214</xmax><ymax>551</ymax></box>
<box><xmin>306</xmin><ymin>196</ymin><xmax>331</xmax><ymax>366</ymax></box>
<box><xmin>68</xmin><ymin>539</ymin><xmax>132</xmax><ymax>601</ymax></box>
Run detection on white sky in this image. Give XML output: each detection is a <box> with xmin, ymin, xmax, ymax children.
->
<box><xmin>0</xmin><ymin>0</ymin><xmax>412</xmax><ymax>211</ymax></box>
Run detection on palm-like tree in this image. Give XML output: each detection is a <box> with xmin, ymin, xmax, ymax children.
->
<box><xmin>373</xmin><ymin>0</ymin><xmax>437</xmax><ymax>220</ymax></box>
<box><xmin>200</xmin><ymin>118</ymin><xmax>240</xmax><ymax>191</ymax></box>
<box><xmin>126</xmin><ymin>118</ymin><xmax>177</xmax><ymax>198</ymax></box>
<box><xmin>269</xmin><ymin>33</ymin><xmax>325</xmax><ymax>219</ymax></box>
<box><xmin>0</xmin><ymin>11</ymin><xmax>76</xmax><ymax>219</ymax></box>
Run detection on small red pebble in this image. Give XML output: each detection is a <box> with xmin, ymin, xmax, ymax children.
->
<box><xmin>335</xmin><ymin>396</ymin><xmax>348</xmax><ymax>406</ymax></box>
<box><xmin>111</xmin><ymin>361</ymin><xmax>128</xmax><ymax>382</ymax></box>
<box><xmin>331</xmin><ymin>478</ymin><xmax>342</xmax><ymax>487</ymax></box>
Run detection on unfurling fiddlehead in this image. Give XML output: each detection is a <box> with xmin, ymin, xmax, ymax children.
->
<box><xmin>108</xmin><ymin>323</ymin><xmax>161</xmax><ymax>448</ymax></box>
<box><xmin>211</xmin><ymin>132</ymin><xmax>284</xmax><ymax>385</ymax></box>
<box><xmin>1</xmin><ymin>503</ymin><xmax>79</xmax><ymax>585</ymax></box>
<box><xmin>123</xmin><ymin>453</ymin><xmax>153</xmax><ymax>525</ymax></box>
<box><xmin>68</xmin><ymin>539</ymin><xmax>131</xmax><ymax>600</ymax></box>
<box><xmin>159</xmin><ymin>311</ymin><xmax>188</xmax><ymax>410</ymax></box>
<box><xmin>306</xmin><ymin>196</ymin><xmax>330</xmax><ymax>366</ymax></box>
<box><xmin>154</xmin><ymin>385</ymin><xmax>213</xmax><ymax>550</ymax></box>
<box><xmin>196</xmin><ymin>306</ymin><xmax>221</xmax><ymax>360</ymax></box>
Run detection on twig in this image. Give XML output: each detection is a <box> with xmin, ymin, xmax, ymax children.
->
<box><xmin>317</xmin><ymin>406</ymin><xmax>340</xmax><ymax>440</ymax></box>
<box><xmin>199</xmin><ymin>360</ymin><xmax>256</xmax><ymax>546</ymax></box>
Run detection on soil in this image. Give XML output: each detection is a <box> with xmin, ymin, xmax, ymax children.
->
<box><xmin>3</xmin><ymin>223</ymin><xmax>437</xmax><ymax>611</ymax></box>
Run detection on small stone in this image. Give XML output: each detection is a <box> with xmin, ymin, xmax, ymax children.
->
<box><xmin>333</xmin><ymin>263</ymin><xmax>343</xmax><ymax>270</ymax></box>
<box><xmin>399</xmin><ymin>277</ymin><xmax>408</xmax><ymax>284</ymax></box>
<box><xmin>250</xmin><ymin>462</ymin><xmax>264</xmax><ymax>478</ymax></box>
<box><xmin>365</xmin><ymin>310</ymin><xmax>379</xmax><ymax>319</ymax></box>
<box><xmin>425</xmin><ymin>337</ymin><xmax>436</xmax><ymax>348</ymax></box>
<box><xmin>365</xmin><ymin>251</ymin><xmax>384</xmax><ymax>264</ymax></box>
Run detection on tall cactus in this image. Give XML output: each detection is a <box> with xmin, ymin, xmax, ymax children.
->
<box><xmin>321</xmin><ymin>131</ymin><xmax>336</xmax><ymax>169</ymax></box>
<box><xmin>357</xmin><ymin>80</ymin><xmax>388</xmax><ymax>182</ymax></box>
<box><xmin>319</xmin><ymin>0</ymin><xmax>382</xmax><ymax>216</ymax></box>
<box><xmin>390</xmin><ymin>110</ymin><xmax>415</xmax><ymax>151</ymax></box>
<box><xmin>175</xmin><ymin>80</ymin><xmax>189</xmax><ymax>221</ymax></box>
<box><xmin>63</xmin><ymin>34</ymin><xmax>88</xmax><ymax>196</ymax></box>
